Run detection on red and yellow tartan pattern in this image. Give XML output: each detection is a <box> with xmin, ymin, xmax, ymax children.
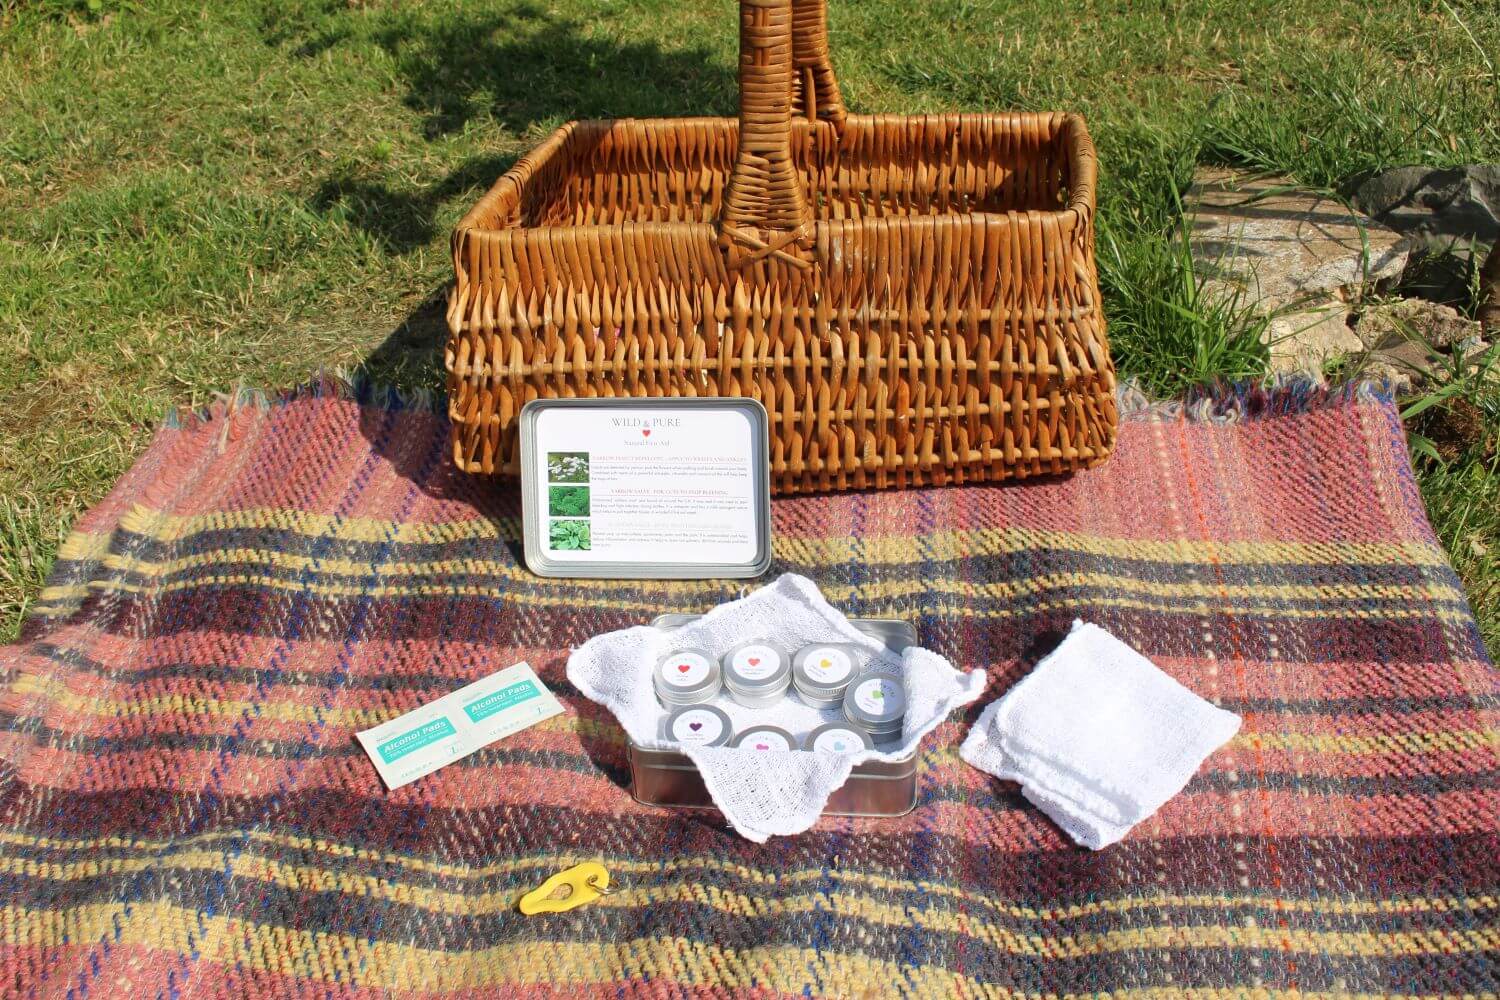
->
<box><xmin>1</xmin><ymin>380</ymin><xmax>1497</xmax><ymax>998</ymax></box>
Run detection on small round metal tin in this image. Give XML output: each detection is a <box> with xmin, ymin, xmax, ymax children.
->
<box><xmin>663</xmin><ymin>705</ymin><xmax>733</xmax><ymax>747</ymax></box>
<box><xmin>721</xmin><ymin>640</ymin><xmax>791</xmax><ymax>708</ymax></box>
<box><xmin>791</xmin><ymin>642</ymin><xmax>862</xmax><ymax>708</ymax></box>
<box><xmin>729</xmin><ymin>724</ymin><xmax>796</xmax><ymax>752</ymax></box>
<box><xmin>653</xmin><ymin>648</ymin><xmax>721</xmax><ymax>707</ymax></box>
<box><xmin>802</xmin><ymin>722</ymin><xmax>874</xmax><ymax>754</ymax></box>
<box><xmin>843</xmin><ymin>670</ymin><xmax>907</xmax><ymax>746</ymax></box>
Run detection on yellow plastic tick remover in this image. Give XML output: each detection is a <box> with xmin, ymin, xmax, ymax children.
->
<box><xmin>517</xmin><ymin>862</ymin><xmax>616</xmax><ymax>915</ymax></box>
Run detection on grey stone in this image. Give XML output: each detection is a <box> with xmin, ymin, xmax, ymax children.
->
<box><xmin>1354</xmin><ymin>298</ymin><xmax>1482</xmax><ymax>350</ymax></box>
<box><xmin>1187</xmin><ymin>168</ymin><xmax>1410</xmax><ymax>311</ymax></box>
<box><xmin>1362</xmin><ymin>358</ymin><xmax>1418</xmax><ymax>394</ymax></box>
<box><xmin>1265</xmin><ymin>302</ymin><xmax>1361</xmax><ymax>376</ymax></box>
<box><xmin>1351</xmin><ymin>165</ymin><xmax>1500</xmax><ymax>256</ymax></box>
<box><xmin>1366</xmin><ymin>339</ymin><xmax>1441</xmax><ymax>390</ymax></box>
<box><xmin>1456</xmin><ymin>335</ymin><xmax>1492</xmax><ymax>359</ymax></box>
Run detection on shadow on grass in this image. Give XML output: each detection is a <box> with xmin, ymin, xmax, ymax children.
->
<box><xmin>309</xmin><ymin>155</ymin><xmax>517</xmax><ymax>255</ymax></box>
<box><xmin>358</xmin><ymin>284</ymin><xmax>449</xmax><ymax>389</ymax></box>
<box><xmin>304</xmin><ymin>2</ymin><xmax>732</xmax><ymax>253</ymax></box>
<box><xmin>372</xmin><ymin>2</ymin><xmax>732</xmax><ymax>138</ymax></box>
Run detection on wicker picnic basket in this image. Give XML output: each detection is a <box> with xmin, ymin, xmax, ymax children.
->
<box><xmin>446</xmin><ymin>0</ymin><xmax>1117</xmax><ymax>493</ymax></box>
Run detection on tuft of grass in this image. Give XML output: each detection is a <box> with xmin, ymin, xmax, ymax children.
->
<box><xmin>0</xmin><ymin>494</ymin><xmax>80</xmax><ymax>633</ymax></box>
<box><xmin>1399</xmin><ymin>340</ymin><xmax>1500</xmax><ymax>466</ymax></box>
<box><xmin>1201</xmin><ymin>47</ymin><xmax>1499</xmax><ymax>190</ymax></box>
<box><xmin>1096</xmin><ymin>211</ymin><xmax>1273</xmax><ymax>396</ymax></box>
<box><xmin>1415</xmin><ymin>391</ymin><xmax>1500</xmax><ymax>654</ymax></box>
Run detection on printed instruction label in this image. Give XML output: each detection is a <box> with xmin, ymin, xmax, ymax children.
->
<box><xmin>532</xmin><ymin>406</ymin><xmax>761</xmax><ymax>566</ymax></box>
<box><xmin>356</xmin><ymin>662</ymin><xmax>563</xmax><ymax>790</ymax></box>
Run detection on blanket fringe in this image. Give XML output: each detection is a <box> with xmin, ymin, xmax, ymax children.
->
<box><xmin>162</xmin><ymin>369</ymin><xmax>443</xmax><ymax>430</ymax></box>
<box><xmin>161</xmin><ymin>371</ymin><xmax>1397</xmax><ymax>432</ymax></box>
<box><xmin>1115</xmin><ymin>375</ymin><xmax>1395</xmax><ymax>424</ymax></box>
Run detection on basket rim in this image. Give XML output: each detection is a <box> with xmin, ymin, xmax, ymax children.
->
<box><xmin>455</xmin><ymin>111</ymin><xmax>1098</xmax><ymax>239</ymax></box>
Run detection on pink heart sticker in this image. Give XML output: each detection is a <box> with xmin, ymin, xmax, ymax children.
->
<box><xmin>688</xmin><ymin>722</ymin><xmax>702</xmax><ymax>731</ymax></box>
<box><xmin>641</xmin><ymin>429</ymin><xmax>651</xmax><ymax>438</ymax></box>
<box><xmin>748</xmin><ymin>657</ymin><xmax>760</xmax><ymax>666</ymax></box>
<box><xmin>754</xmin><ymin>743</ymin><xmax>769</xmax><ymax>750</ymax></box>
<box><xmin>676</xmin><ymin>664</ymin><xmax>691</xmax><ymax>673</ymax></box>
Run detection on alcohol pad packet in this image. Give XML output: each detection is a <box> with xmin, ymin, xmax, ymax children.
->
<box><xmin>357</xmin><ymin>662</ymin><xmax>563</xmax><ymax>789</ymax></box>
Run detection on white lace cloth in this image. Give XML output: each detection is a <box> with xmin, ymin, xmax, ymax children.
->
<box><xmin>960</xmin><ymin>620</ymin><xmax>1242</xmax><ymax>849</ymax></box>
<box><xmin>567</xmin><ymin>574</ymin><xmax>987</xmax><ymax>842</ymax></box>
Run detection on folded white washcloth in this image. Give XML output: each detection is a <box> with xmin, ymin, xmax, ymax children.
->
<box><xmin>960</xmin><ymin>620</ymin><xmax>1241</xmax><ymax>849</ymax></box>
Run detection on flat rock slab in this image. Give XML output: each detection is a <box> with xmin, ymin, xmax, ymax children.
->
<box><xmin>1187</xmin><ymin>167</ymin><xmax>1409</xmax><ymax>310</ymax></box>
<box><xmin>1265</xmin><ymin>303</ymin><xmax>1362</xmax><ymax>375</ymax></box>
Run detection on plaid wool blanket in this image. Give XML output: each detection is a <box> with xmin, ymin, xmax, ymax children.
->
<box><xmin>1</xmin><ymin>380</ymin><xmax>1496</xmax><ymax>997</ymax></box>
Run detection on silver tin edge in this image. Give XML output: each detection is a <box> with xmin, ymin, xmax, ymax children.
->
<box><xmin>721</xmin><ymin>640</ymin><xmax>791</xmax><ymax>691</ymax></box>
<box><xmin>791</xmin><ymin>643</ymin><xmax>862</xmax><ymax>693</ymax></box>
<box><xmin>519</xmin><ymin>397</ymin><xmax>772</xmax><ymax>579</ymax></box>
<box><xmin>653</xmin><ymin>650</ymin><xmax>722</xmax><ymax>702</ymax></box>
<box><xmin>793</xmin><ymin>690</ymin><xmax>844</xmax><ymax>710</ymax></box>
<box><xmin>729</xmin><ymin>725</ymin><xmax>797</xmax><ymax>750</ymax></box>
<box><xmin>804</xmin><ymin>722</ymin><xmax>875</xmax><ymax>752</ymax></box>
<box><xmin>655</xmin><ymin>688</ymin><xmax>722</xmax><ymax>708</ymax></box>
<box><xmin>725</xmin><ymin>687</ymin><xmax>789</xmax><ymax>709</ymax></box>
<box><xmin>652</xmin><ymin>613</ymin><xmax>918</xmax><ymax>652</ymax></box>
<box><xmin>627</xmin><ymin>744</ymin><xmax>917</xmax><ymax>818</ymax></box>
<box><xmin>663</xmin><ymin>705</ymin><xmax>733</xmax><ymax>747</ymax></box>
<box><xmin>844</xmin><ymin>671</ymin><xmax>908</xmax><ymax>727</ymax></box>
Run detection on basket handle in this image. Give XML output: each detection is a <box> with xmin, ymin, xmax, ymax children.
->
<box><xmin>790</xmin><ymin>0</ymin><xmax>846</xmax><ymax>129</ymax></box>
<box><xmin>719</xmin><ymin>0</ymin><xmax>844</xmax><ymax>270</ymax></box>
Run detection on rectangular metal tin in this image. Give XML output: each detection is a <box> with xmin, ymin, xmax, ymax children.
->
<box><xmin>650</xmin><ymin>613</ymin><xmax>918</xmax><ymax>652</ymax></box>
<box><xmin>629</xmin><ymin>614</ymin><xmax>920</xmax><ymax>818</ymax></box>
<box><xmin>627</xmin><ymin>744</ymin><xmax>918</xmax><ymax>817</ymax></box>
<box><xmin>519</xmin><ymin>397</ymin><xmax>772</xmax><ymax>579</ymax></box>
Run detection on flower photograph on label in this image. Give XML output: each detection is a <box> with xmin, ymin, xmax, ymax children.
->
<box><xmin>546</xmin><ymin>451</ymin><xmax>590</xmax><ymax>483</ymax></box>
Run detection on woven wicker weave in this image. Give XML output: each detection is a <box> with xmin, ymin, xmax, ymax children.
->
<box><xmin>446</xmin><ymin>0</ymin><xmax>1117</xmax><ymax>493</ymax></box>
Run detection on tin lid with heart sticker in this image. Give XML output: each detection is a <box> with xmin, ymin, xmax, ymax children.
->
<box><xmin>653</xmin><ymin>649</ymin><xmax>722</xmax><ymax>706</ymax></box>
<box><xmin>721</xmin><ymin>640</ymin><xmax>791</xmax><ymax>694</ymax></box>
<box><xmin>728</xmin><ymin>725</ymin><xmax>796</xmax><ymax>752</ymax></box>
<box><xmin>664</xmin><ymin>705</ymin><xmax>733</xmax><ymax>747</ymax></box>
<box><xmin>843</xmin><ymin>670</ymin><xmax>907</xmax><ymax>729</ymax></box>
<box><xmin>791</xmin><ymin>643</ymin><xmax>862</xmax><ymax>694</ymax></box>
<box><xmin>802</xmin><ymin>723</ymin><xmax>875</xmax><ymax>754</ymax></box>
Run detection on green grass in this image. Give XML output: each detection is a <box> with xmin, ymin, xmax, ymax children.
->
<box><xmin>1</xmin><ymin>0</ymin><xmax>1497</xmax><ymax>650</ymax></box>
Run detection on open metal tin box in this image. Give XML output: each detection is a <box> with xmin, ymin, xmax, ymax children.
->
<box><xmin>629</xmin><ymin>614</ymin><xmax>921</xmax><ymax>818</ymax></box>
<box><xmin>518</xmin><ymin>397</ymin><xmax>772</xmax><ymax>579</ymax></box>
